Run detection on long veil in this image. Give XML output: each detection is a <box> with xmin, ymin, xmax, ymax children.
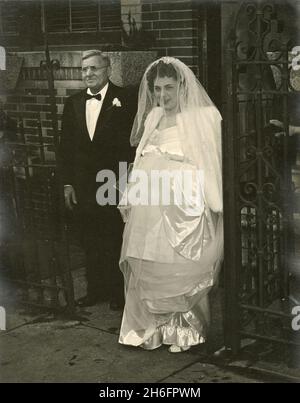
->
<box><xmin>119</xmin><ymin>57</ymin><xmax>224</xmax><ymax>348</ymax></box>
<box><xmin>130</xmin><ymin>56</ymin><xmax>223</xmax><ymax>213</ymax></box>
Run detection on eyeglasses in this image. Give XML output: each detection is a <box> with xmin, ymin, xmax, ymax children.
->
<box><xmin>81</xmin><ymin>65</ymin><xmax>109</xmax><ymax>74</ymax></box>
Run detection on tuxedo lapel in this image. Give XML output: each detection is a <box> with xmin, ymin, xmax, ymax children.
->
<box><xmin>92</xmin><ymin>82</ymin><xmax>117</xmax><ymax>141</ymax></box>
<box><xmin>73</xmin><ymin>90</ymin><xmax>90</xmax><ymax>140</ymax></box>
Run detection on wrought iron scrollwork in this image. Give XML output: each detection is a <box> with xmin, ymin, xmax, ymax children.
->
<box><xmin>225</xmin><ymin>0</ymin><xmax>298</xmax><ymax>351</ymax></box>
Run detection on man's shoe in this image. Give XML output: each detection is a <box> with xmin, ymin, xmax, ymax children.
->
<box><xmin>109</xmin><ymin>300</ymin><xmax>124</xmax><ymax>311</ymax></box>
<box><xmin>76</xmin><ymin>295</ymin><xmax>99</xmax><ymax>307</ymax></box>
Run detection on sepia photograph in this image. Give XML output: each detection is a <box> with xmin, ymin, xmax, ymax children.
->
<box><xmin>0</xmin><ymin>0</ymin><xmax>300</xmax><ymax>385</ymax></box>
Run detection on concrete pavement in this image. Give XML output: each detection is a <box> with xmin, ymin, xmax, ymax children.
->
<box><xmin>1</xmin><ymin>267</ymin><xmax>300</xmax><ymax>383</ymax></box>
<box><xmin>0</xmin><ymin>303</ymin><xmax>260</xmax><ymax>383</ymax></box>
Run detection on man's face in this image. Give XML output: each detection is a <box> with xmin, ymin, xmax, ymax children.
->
<box><xmin>82</xmin><ymin>55</ymin><xmax>110</xmax><ymax>93</ymax></box>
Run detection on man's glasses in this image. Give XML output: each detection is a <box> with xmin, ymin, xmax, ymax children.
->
<box><xmin>81</xmin><ymin>65</ymin><xmax>109</xmax><ymax>74</ymax></box>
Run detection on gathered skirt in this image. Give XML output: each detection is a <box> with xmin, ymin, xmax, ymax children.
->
<box><xmin>118</xmin><ymin>152</ymin><xmax>223</xmax><ymax>349</ymax></box>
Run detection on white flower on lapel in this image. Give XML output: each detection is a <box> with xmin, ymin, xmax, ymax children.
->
<box><xmin>112</xmin><ymin>98</ymin><xmax>122</xmax><ymax>107</ymax></box>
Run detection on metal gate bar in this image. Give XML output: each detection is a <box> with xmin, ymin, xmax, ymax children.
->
<box><xmin>224</xmin><ymin>0</ymin><xmax>298</xmax><ymax>352</ymax></box>
<box><xmin>0</xmin><ymin>47</ymin><xmax>75</xmax><ymax>313</ymax></box>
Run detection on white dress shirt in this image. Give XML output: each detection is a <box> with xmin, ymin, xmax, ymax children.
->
<box><xmin>86</xmin><ymin>83</ymin><xmax>109</xmax><ymax>141</ymax></box>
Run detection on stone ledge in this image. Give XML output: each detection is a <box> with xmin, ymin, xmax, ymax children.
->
<box><xmin>0</xmin><ymin>55</ymin><xmax>24</xmax><ymax>91</ymax></box>
<box><xmin>11</xmin><ymin>50</ymin><xmax>157</xmax><ymax>87</ymax></box>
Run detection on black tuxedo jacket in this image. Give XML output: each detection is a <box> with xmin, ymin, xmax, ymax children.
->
<box><xmin>59</xmin><ymin>82</ymin><xmax>135</xmax><ymax>211</ymax></box>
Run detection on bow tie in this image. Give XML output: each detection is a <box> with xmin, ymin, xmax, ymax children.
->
<box><xmin>85</xmin><ymin>93</ymin><xmax>102</xmax><ymax>101</ymax></box>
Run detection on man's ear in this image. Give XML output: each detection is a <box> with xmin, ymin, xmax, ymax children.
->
<box><xmin>107</xmin><ymin>65</ymin><xmax>112</xmax><ymax>78</ymax></box>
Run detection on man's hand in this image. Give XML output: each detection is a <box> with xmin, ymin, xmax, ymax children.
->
<box><xmin>269</xmin><ymin>119</ymin><xmax>297</xmax><ymax>137</ymax></box>
<box><xmin>270</xmin><ymin>119</ymin><xmax>285</xmax><ymax>137</ymax></box>
<box><xmin>64</xmin><ymin>185</ymin><xmax>77</xmax><ymax>210</ymax></box>
<box><xmin>270</xmin><ymin>119</ymin><xmax>284</xmax><ymax>129</ymax></box>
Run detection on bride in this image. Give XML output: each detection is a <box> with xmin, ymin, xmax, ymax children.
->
<box><xmin>118</xmin><ymin>57</ymin><xmax>223</xmax><ymax>353</ymax></box>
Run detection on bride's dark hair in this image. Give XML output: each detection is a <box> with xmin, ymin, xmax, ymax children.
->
<box><xmin>130</xmin><ymin>56</ymin><xmax>216</xmax><ymax>147</ymax></box>
<box><xmin>146</xmin><ymin>60</ymin><xmax>178</xmax><ymax>92</ymax></box>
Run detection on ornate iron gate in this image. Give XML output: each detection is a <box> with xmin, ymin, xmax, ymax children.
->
<box><xmin>0</xmin><ymin>48</ymin><xmax>75</xmax><ymax>313</ymax></box>
<box><xmin>224</xmin><ymin>0</ymin><xmax>300</xmax><ymax>353</ymax></box>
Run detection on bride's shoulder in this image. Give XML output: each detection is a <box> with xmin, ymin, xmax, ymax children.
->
<box><xmin>200</xmin><ymin>106</ymin><xmax>222</xmax><ymax>120</ymax></box>
<box><xmin>198</xmin><ymin>105</ymin><xmax>220</xmax><ymax>115</ymax></box>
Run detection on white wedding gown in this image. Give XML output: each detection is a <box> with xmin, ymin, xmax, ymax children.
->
<box><xmin>118</xmin><ymin>123</ymin><xmax>223</xmax><ymax>349</ymax></box>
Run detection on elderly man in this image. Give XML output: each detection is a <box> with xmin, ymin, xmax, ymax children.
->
<box><xmin>59</xmin><ymin>50</ymin><xmax>135</xmax><ymax>309</ymax></box>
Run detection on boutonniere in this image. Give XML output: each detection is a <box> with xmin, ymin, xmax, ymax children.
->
<box><xmin>112</xmin><ymin>98</ymin><xmax>122</xmax><ymax>108</ymax></box>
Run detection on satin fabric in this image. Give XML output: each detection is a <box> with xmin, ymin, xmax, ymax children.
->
<box><xmin>118</xmin><ymin>123</ymin><xmax>223</xmax><ymax>349</ymax></box>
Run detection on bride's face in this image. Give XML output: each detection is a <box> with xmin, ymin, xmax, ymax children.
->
<box><xmin>153</xmin><ymin>76</ymin><xmax>179</xmax><ymax>113</ymax></box>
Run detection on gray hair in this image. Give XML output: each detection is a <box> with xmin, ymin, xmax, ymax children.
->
<box><xmin>82</xmin><ymin>50</ymin><xmax>110</xmax><ymax>66</ymax></box>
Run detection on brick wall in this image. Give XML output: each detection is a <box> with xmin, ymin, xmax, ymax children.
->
<box><xmin>4</xmin><ymin>73</ymin><xmax>83</xmax><ymax>160</ymax></box>
<box><xmin>0</xmin><ymin>0</ymin><xmax>123</xmax><ymax>52</ymax></box>
<box><xmin>121</xmin><ymin>0</ymin><xmax>199</xmax><ymax>72</ymax></box>
<box><xmin>141</xmin><ymin>0</ymin><xmax>200</xmax><ymax>76</ymax></box>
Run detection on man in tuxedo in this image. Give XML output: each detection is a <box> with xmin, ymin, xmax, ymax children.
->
<box><xmin>59</xmin><ymin>50</ymin><xmax>135</xmax><ymax>309</ymax></box>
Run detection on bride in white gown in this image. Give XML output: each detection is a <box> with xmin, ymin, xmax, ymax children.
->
<box><xmin>118</xmin><ymin>57</ymin><xmax>223</xmax><ymax>353</ymax></box>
